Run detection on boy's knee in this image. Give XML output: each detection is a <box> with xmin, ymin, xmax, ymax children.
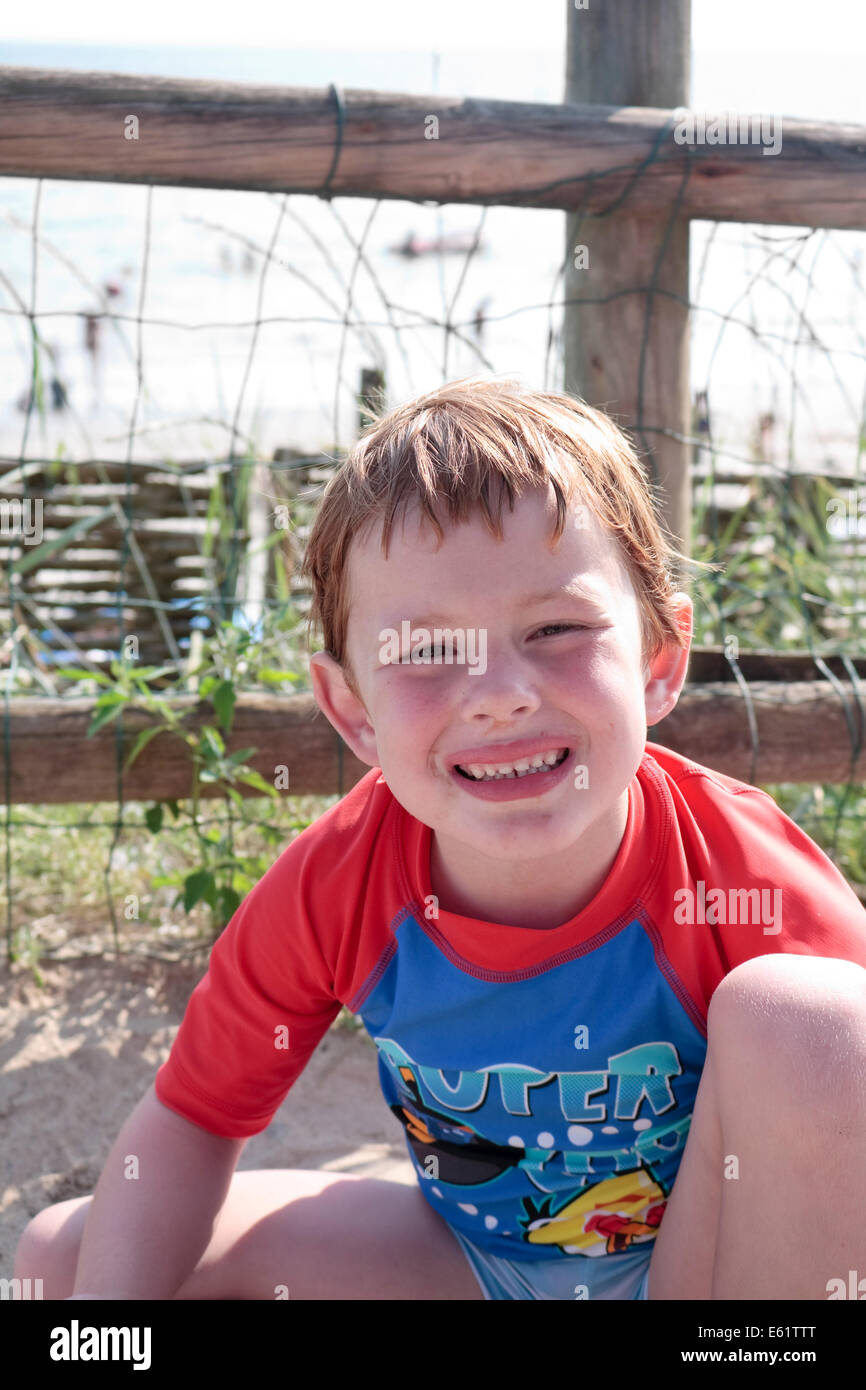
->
<box><xmin>711</xmin><ymin>953</ymin><xmax>866</xmax><ymax>1027</ymax></box>
<box><xmin>708</xmin><ymin>953</ymin><xmax>866</xmax><ymax>1099</ymax></box>
<box><xmin>13</xmin><ymin>1197</ymin><xmax>90</xmax><ymax>1294</ymax></box>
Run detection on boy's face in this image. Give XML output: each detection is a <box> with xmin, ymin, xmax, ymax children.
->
<box><xmin>310</xmin><ymin>483</ymin><xmax>691</xmax><ymax>901</ymax></box>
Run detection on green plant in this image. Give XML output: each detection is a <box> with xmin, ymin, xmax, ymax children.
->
<box><xmin>8</xmin><ymin>923</ymin><xmax>47</xmax><ymax>985</ymax></box>
<box><xmin>692</xmin><ymin>464</ymin><xmax>865</xmax><ymax>656</ymax></box>
<box><xmin>55</xmin><ymin>609</ymin><xmax>306</xmax><ymax>936</ymax></box>
<box><xmin>689</xmin><ymin>445</ymin><xmax>866</xmax><ymax>899</ymax></box>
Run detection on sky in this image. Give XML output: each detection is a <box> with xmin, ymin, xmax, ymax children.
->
<box><xmin>3</xmin><ymin>0</ymin><xmax>863</xmax><ymax>55</ymax></box>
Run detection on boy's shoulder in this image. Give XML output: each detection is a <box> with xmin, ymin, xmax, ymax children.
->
<box><xmin>640</xmin><ymin>740</ymin><xmax>866</xmax><ymax>969</ymax></box>
<box><xmin>642</xmin><ymin>737</ymin><xmax>826</xmax><ymax>868</ymax></box>
<box><xmin>643</xmin><ymin>739</ymin><xmax>773</xmax><ymax>800</ymax></box>
<box><xmin>272</xmin><ymin>765</ymin><xmax>393</xmax><ymax>870</ymax></box>
<box><xmin>258</xmin><ymin>764</ymin><xmax>410</xmax><ymax>928</ymax></box>
<box><xmin>641</xmin><ymin>740</ymin><xmax>817</xmax><ymax>844</ymax></box>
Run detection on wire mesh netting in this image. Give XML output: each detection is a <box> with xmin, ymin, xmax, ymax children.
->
<box><xmin>1</xmin><ymin>166</ymin><xmax>865</xmax><ymax>972</ymax></box>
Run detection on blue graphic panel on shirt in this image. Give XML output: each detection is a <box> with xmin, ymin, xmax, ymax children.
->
<box><xmin>375</xmin><ymin>1034</ymin><xmax>687</xmax><ymax>1256</ymax></box>
<box><xmin>358</xmin><ymin>912</ymin><xmax>708</xmax><ymax>1260</ymax></box>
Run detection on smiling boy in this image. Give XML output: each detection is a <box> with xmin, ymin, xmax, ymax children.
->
<box><xmin>15</xmin><ymin>377</ymin><xmax>866</xmax><ymax>1301</ymax></box>
<box><xmin>343</xmin><ymin>480</ymin><xmax>666</xmax><ymax>935</ymax></box>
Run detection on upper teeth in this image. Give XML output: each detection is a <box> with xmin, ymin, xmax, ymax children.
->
<box><xmin>458</xmin><ymin>749</ymin><xmax>567</xmax><ymax>780</ymax></box>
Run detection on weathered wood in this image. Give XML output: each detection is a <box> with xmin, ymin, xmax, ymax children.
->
<box><xmin>0</xmin><ymin>459</ymin><xmax>235</xmax><ymax>485</ymax></box>
<box><xmin>0</xmin><ymin>692</ymin><xmax>368</xmax><ymax>803</ymax></box>
<box><xmin>240</xmin><ymin>461</ymin><xmax>272</xmax><ymax>625</ymax></box>
<box><xmin>0</xmin><ymin>442</ymin><xmax>243</xmax><ymax>663</ymax></box>
<box><xmin>359</xmin><ymin>367</ymin><xmax>386</xmax><ymax>432</ymax></box>
<box><xmin>1</xmin><ymin>67</ymin><xmax>866</xmax><ymax>229</ymax></box>
<box><xmin>686</xmin><ymin>645</ymin><xmax>866</xmax><ymax>683</ymax></box>
<box><xmin>651</xmin><ymin>681</ymin><xmax>866</xmax><ymax>784</ymax></box>
<box><xmin>0</xmin><ymin>549</ymin><xmax>118</xmax><ymax>569</ymax></box>
<box><xmin>0</xmin><ymin>682</ymin><xmax>862</xmax><ymax>804</ymax></box>
<box><xmin>564</xmin><ymin>0</ymin><xmax>692</xmax><ymax>561</ymax></box>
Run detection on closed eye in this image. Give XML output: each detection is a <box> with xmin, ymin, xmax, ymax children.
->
<box><xmin>534</xmin><ymin>624</ymin><xmax>588</xmax><ymax>637</ymax></box>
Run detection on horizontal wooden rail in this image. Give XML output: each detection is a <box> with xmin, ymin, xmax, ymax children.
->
<box><xmin>2</xmin><ymin>68</ymin><xmax>866</xmax><ymax>229</ymax></box>
<box><xmin>0</xmin><ymin>682</ymin><xmax>864</xmax><ymax>805</ymax></box>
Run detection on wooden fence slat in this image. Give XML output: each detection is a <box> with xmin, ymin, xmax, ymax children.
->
<box><xmin>0</xmin><ymin>682</ymin><xmax>863</xmax><ymax>804</ymax></box>
<box><xmin>2</xmin><ymin>68</ymin><xmax>866</xmax><ymax>229</ymax></box>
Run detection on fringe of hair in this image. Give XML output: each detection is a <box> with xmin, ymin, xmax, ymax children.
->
<box><xmin>298</xmin><ymin>376</ymin><xmax>715</xmax><ymax>694</ymax></box>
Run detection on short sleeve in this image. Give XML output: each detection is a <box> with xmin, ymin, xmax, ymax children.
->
<box><xmin>695</xmin><ymin>780</ymin><xmax>866</xmax><ymax>974</ymax></box>
<box><xmin>154</xmin><ymin>833</ymin><xmax>344</xmax><ymax>1137</ymax></box>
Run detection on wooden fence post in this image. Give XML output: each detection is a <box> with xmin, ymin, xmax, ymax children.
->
<box><xmin>563</xmin><ymin>0</ymin><xmax>692</xmax><ymax>566</ymax></box>
<box><xmin>358</xmin><ymin>367</ymin><xmax>386</xmax><ymax>433</ymax></box>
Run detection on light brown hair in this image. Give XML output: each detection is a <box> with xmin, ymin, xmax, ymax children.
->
<box><xmin>299</xmin><ymin>376</ymin><xmax>699</xmax><ymax>697</ymax></box>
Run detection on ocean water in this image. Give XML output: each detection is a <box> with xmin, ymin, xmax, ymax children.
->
<box><xmin>0</xmin><ymin>40</ymin><xmax>864</xmax><ymax>474</ymax></box>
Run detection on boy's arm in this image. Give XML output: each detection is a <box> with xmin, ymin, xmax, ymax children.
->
<box><xmin>69</xmin><ymin>1082</ymin><xmax>246</xmax><ymax>1300</ymax></box>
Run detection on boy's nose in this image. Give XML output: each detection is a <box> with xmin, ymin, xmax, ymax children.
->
<box><xmin>456</xmin><ymin>662</ymin><xmax>543</xmax><ymax>719</ymax></box>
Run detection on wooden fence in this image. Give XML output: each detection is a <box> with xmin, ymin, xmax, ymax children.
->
<box><xmin>0</xmin><ymin>453</ymin><xmax>335</xmax><ymax>666</ymax></box>
<box><xmin>1</xmin><ymin>0</ymin><xmax>865</xmax><ymax>796</ymax></box>
<box><xmin>0</xmin><ymin>646</ymin><xmax>864</xmax><ymax>803</ymax></box>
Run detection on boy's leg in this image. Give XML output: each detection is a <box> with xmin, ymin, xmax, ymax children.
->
<box><xmin>14</xmin><ymin>1168</ymin><xmax>485</xmax><ymax>1301</ymax></box>
<box><xmin>647</xmin><ymin>952</ymin><xmax>866</xmax><ymax>1300</ymax></box>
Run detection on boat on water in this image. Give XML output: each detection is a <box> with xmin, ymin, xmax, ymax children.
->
<box><xmin>390</xmin><ymin>229</ymin><xmax>486</xmax><ymax>258</ymax></box>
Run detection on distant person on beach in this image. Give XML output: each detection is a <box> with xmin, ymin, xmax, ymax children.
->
<box><xmin>81</xmin><ymin>311</ymin><xmax>103</xmax><ymax>410</ymax></box>
<box><xmin>80</xmin><ymin>280</ymin><xmax>123</xmax><ymax>411</ymax></box>
<box><xmin>755</xmin><ymin>410</ymin><xmax>777</xmax><ymax>465</ymax></box>
<box><xmin>472</xmin><ymin>297</ymin><xmax>491</xmax><ymax>345</ymax></box>
<box><xmin>15</xmin><ymin>341</ymin><xmax>69</xmax><ymax>414</ymax></box>
<box><xmin>48</xmin><ymin>343</ymin><xmax>69</xmax><ymax>412</ymax></box>
<box><xmin>15</xmin><ymin>383</ymin><xmax>35</xmax><ymax>414</ymax></box>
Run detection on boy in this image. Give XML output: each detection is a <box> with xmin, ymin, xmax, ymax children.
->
<box><xmin>15</xmin><ymin>377</ymin><xmax>866</xmax><ymax>1301</ymax></box>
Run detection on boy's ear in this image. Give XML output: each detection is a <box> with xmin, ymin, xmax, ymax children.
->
<box><xmin>308</xmin><ymin>652</ymin><xmax>381</xmax><ymax>769</ymax></box>
<box><xmin>643</xmin><ymin>593</ymin><xmax>693</xmax><ymax>727</ymax></box>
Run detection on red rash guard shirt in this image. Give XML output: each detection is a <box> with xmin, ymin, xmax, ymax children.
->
<box><xmin>154</xmin><ymin>743</ymin><xmax>866</xmax><ymax>1286</ymax></box>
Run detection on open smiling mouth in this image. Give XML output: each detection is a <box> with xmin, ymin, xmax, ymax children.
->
<box><xmin>454</xmin><ymin>747</ymin><xmax>571</xmax><ymax>782</ymax></box>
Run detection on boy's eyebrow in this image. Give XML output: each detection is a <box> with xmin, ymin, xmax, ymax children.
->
<box><xmin>516</xmin><ymin>582</ymin><xmax>609</xmax><ymax>608</ymax></box>
<box><xmin>383</xmin><ymin>582</ymin><xmax>610</xmax><ymax>629</ymax></box>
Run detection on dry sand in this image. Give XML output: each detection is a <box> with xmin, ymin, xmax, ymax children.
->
<box><xmin>0</xmin><ymin>951</ymin><xmax>416</xmax><ymax>1278</ymax></box>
